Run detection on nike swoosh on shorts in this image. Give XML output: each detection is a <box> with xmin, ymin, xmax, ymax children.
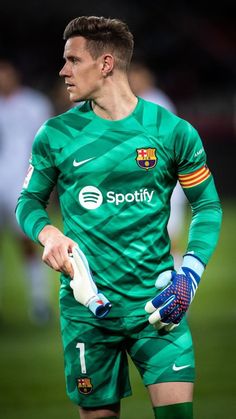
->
<box><xmin>172</xmin><ymin>364</ymin><xmax>191</xmax><ymax>371</ymax></box>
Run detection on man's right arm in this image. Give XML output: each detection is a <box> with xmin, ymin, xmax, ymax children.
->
<box><xmin>15</xmin><ymin>124</ymin><xmax>57</xmax><ymax>243</ymax></box>
<box><xmin>15</xmin><ymin>124</ymin><xmax>76</xmax><ymax>276</ymax></box>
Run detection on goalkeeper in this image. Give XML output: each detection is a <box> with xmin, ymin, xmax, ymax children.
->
<box><xmin>15</xmin><ymin>16</ymin><xmax>222</xmax><ymax>419</ymax></box>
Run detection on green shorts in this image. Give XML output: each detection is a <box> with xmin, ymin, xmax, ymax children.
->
<box><xmin>60</xmin><ymin>314</ymin><xmax>195</xmax><ymax>408</ymax></box>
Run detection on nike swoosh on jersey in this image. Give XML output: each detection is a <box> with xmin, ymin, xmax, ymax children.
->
<box><xmin>172</xmin><ymin>364</ymin><xmax>191</xmax><ymax>371</ymax></box>
<box><xmin>73</xmin><ymin>157</ymin><xmax>95</xmax><ymax>167</ymax></box>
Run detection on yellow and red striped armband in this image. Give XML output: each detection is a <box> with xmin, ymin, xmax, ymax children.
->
<box><xmin>178</xmin><ymin>165</ymin><xmax>211</xmax><ymax>188</ymax></box>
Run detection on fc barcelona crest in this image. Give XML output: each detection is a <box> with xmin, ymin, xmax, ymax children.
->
<box><xmin>77</xmin><ymin>377</ymin><xmax>93</xmax><ymax>395</ymax></box>
<box><xmin>136</xmin><ymin>148</ymin><xmax>157</xmax><ymax>170</ymax></box>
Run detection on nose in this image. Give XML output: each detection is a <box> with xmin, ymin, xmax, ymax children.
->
<box><xmin>59</xmin><ymin>62</ymin><xmax>69</xmax><ymax>78</ymax></box>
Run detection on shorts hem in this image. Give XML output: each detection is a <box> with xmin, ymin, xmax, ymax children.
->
<box><xmin>145</xmin><ymin>377</ymin><xmax>195</xmax><ymax>386</ymax></box>
<box><xmin>75</xmin><ymin>391</ymin><xmax>132</xmax><ymax>408</ymax></box>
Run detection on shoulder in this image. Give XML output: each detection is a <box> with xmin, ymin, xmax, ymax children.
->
<box><xmin>141</xmin><ymin>96</ymin><xmax>175</xmax><ymax>116</ymax></box>
<box><xmin>141</xmin><ymin>97</ymin><xmax>200</xmax><ymax>138</ymax></box>
<box><xmin>141</xmin><ymin>97</ymin><xmax>183</xmax><ymax>128</ymax></box>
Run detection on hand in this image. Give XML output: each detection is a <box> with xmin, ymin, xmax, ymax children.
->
<box><xmin>38</xmin><ymin>225</ymin><xmax>77</xmax><ymax>276</ymax></box>
<box><xmin>69</xmin><ymin>247</ymin><xmax>112</xmax><ymax>318</ymax></box>
<box><xmin>145</xmin><ymin>255</ymin><xmax>205</xmax><ymax>331</ymax></box>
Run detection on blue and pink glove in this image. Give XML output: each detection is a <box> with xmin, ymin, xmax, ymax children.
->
<box><xmin>145</xmin><ymin>254</ymin><xmax>205</xmax><ymax>331</ymax></box>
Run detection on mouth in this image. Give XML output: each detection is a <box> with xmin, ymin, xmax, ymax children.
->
<box><xmin>65</xmin><ymin>82</ymin><xmax>75</xmax><ymax>90</ymax></box>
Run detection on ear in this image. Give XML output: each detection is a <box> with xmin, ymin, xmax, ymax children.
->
<box><xmin>101</xmin><ymin>54</ymin><xmax>114</xmax><ymax>77</ymax></box>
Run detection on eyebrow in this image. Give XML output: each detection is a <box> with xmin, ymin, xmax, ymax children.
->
<box><xmin>63</xmin><ymin>54</ymin><xmax>82</xmax><ymax>62</ymax></box>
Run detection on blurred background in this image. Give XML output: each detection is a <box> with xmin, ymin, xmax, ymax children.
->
<box><xmin>0</xmin><ymin>1</ymin><xmax>235</xmax><ymax>418</ymax></box>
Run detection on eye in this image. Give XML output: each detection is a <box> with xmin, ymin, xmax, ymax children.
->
<box><xmin>71</xmin><ymin>57</ymin><xmax>80</xmax><ymax>64</ymax></box>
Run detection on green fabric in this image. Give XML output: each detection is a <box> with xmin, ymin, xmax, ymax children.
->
<box><xmin>16</xmin><ymin>97</ymin><xmax>222</xmax><ymax>318</ymax></box>
<box><xmin>184</xmin><ymin>177</ymin><xmax>222</xmax><ymax>265</ymax></box>
<box><xmin>153</xmin><ymin>402</ymin><xmax>193</xmax><ymax>418</ymax></box>
<box><xmin>61</xmin><ymin>315</ymin><xmax>194</xmax><ymax>406</ymax></box>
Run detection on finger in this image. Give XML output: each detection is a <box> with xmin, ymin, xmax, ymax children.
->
<box><xmin>145</xmin><ymin>293</ymin><xmax>175</xmax><ymax>315</ymax></box>
<box><xmin>164</xmin><ymin>322</ymin><xmax>179</xmax><ymax>332</ymax></box>
<box><xmin>64</xmin><ymin>258</ymin><xmax>74</xmax><ymax>278</ymax></box>
<box><xmin>155</xmin><ymin>270</ymin><xmax>172</xmax><ymax>290</ymax></box>
<box><xmin>68</xmin><ymin>241</ymin><xmax>78</xmax><ymax>255</ymax></box>
<box><xmin>43</xmin><ymin>253</ymin><xmax>61</xmax><ymax>272</ymax></box>
<box><xmin>56</xmin><ymin>246</ymin><xmax>74</xmax><ymax>275</ymax></box>
<box><xmin>145</xmin><ymin>300</ymin><xmax>157</xmax><ymax>314</ymax></box>
<box><xmin>147</xmin><ymin>294</ymin><xmax>164</xmax><ymax>311</ymax></box>
<box><xmin>161</xmin><ymin>305</ymin><xmax>184</xmax><ymax>324</ymax></box>
<box><xmin>157</xmin><ymin>295</ymin><xmax>176</xmax><ymax>320</ymax></box>
<box><xmin>153</xmin><ymin>320</ymin><xmax>169</xmax><ymax>330</ymax></box>
<box><xmin>148</xmin><ymin>309</ymin><xmax>161</xmax><ymax>325</ymax></box>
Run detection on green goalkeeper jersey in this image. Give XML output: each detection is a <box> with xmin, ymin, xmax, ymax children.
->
<box><xmin>16</xmin><ymin>98</ymin><xmax>222</xmax><ymax>318</ymax></box>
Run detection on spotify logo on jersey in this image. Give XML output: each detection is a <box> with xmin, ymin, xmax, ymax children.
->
<box><xmin>79</xmin><ymin>186</ymin><xmax>155</xmax><ymax>210</ymax></box>
<box><xmin>79</xmin><ymin>186</ymin><xmax>103</xmax><ymax>210</ymax></box>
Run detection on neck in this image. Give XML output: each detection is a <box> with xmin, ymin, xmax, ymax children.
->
<box><xmin>91</xmin><ymin>74</ymin><xmax>138</xmax><ymax>121</ymax></box>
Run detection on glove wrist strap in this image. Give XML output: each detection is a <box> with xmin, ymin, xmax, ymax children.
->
<box><xmin>181</xmin><ymin>254</ymin><xmax>205</xmax><ymax>278</ymax></box>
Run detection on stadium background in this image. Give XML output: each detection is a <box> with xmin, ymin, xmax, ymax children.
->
<box><xmin>0</xmin><ymin>1</ymin><xmax>235</xmax><ymax>418</ymax></box>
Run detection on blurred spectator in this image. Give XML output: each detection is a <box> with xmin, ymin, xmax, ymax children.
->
<box><xmin>129</xmin><ymin>61</ymin><xmax>177</xmax><ymax>113</ymax></box>
<box><xmin>0</xmin><ymin>60</ymin><xmax>54</xmax><ymax>324</ymax></box>
<box><xmin>129</xmin><ymin>61</ymin><xmax>187</xmax><ymax>268</ymax></box>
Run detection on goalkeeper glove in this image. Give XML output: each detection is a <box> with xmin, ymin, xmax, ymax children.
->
<box><xmin>145</xmin><ymin>254</ymin><xmax>205</xmax><ymax>331</ymax></box>
<box><xmin>69</xmin><ymin>246</ymin><xmax>112</xmax><ymax>318</ymax></box>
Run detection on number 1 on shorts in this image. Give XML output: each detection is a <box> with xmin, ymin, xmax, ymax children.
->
<box><xmin>76</xmin><ymin>342</ymin><xmax>87</xmax><ymax>373</ymax></box>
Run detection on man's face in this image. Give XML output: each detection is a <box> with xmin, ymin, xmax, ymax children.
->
<box><xmin>59</xmin><ymin>36</ymin><xmax>103</xmax><ymax>102</ymax></box>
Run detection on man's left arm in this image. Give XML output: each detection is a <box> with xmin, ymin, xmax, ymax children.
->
<box><xmin>180</xmin><ymin>168</ymin><xmax>222</xmax><ymax>265</ymax></box>
<box><xmin>145</xmin><ymin>122</ymin><xmax>222</xmax><ymax>330</ymax></box>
